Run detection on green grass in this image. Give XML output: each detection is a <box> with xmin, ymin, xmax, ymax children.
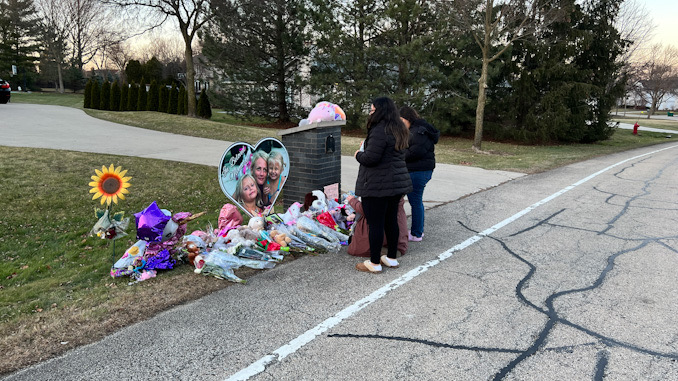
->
<box><xmin>610</xmin><ymin>115</ymin><xmax>678</xmax><ymax>131</ymax></box>
<box><xmin>10</xmin><ymin>91</ymin><xmax>85</xmax><ymax>109</ymax></box>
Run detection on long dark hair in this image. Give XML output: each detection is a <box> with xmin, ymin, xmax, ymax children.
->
<box><xmin>367</xmin><ymin>97</ymin><xmax>409</xmax><ymax>151</ymax></box>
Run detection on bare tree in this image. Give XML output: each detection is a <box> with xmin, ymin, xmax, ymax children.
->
<box><xmin>616</xmin><ymin>0</ymin><xmax>655</xmax><ymax>64</ymax></box>
<box><xmin>67</xmin><ymin>0</ymin><xmax>120</xmax><ymax>70</ymax></box>
<box><xmin>451</xmin><ymin>0</ymin><xmax>561</xmax><ymax>151</ymax></box>
<box><xmin>636</xmin><ymin>44</ymin><xmax>678</xmax><ymax>118</ymax></box>
<box><xmin>35</xmin><ymin>0</ymin><xmax>71</xmax><ymax>92</ymax></box>
<box><xmin>102</xmin><ymin>0</ymin><xmax>214</xmax><ymax>117</ymax></box>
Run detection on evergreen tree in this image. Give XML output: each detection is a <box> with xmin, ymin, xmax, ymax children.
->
<box><xmin>177</xmin><ymin>86</ymin><xmax>186</xmax><ymax>115</ymax></box>
<box><xmin>143</xmin><ymin>57</ymin><xmax>163</xmax><ymax>84</ymax></box>
<box><xmin>137</xmin><ymin>78</ymin><xmax>147</xmax><ymax>111</ymax></box>
<box><xmin>127</xmin><ymin>82</ymin><xmax>139</xmax><ymax>111</ymax></box>
<box><xmin>168</xmin><ymin>84</ymin><xmax>179</xmax><ymax>114</ymax></box>
<box><xmin>100</xmin><ymin>81</ymin><xmax>111</xmax><ymax>110</ymax></box>
<box><xmin>125</xmin><ymin>60</ymin><xmax>143</xmax><ymax>84</ymax></box>
<box><xmin>147</xmin><ymin>80</ymin><xmax>159</xmax><ymax>111</ymax></box>
<box><xmin>110</xmin><ymin>80</ymin><xmax>121</xmax><ymax>111</ymax></box>
<box><xmin>307</xmin><ymin>0</ymin><xmax>391</xmax><ymax>129</ymax></box>
<box><xmin>83</xmin><ymin>79</ymin><xmax>93</xmax><ymax>108</ymax></box>
<box><xmin>203</xmin><ymin>0</ymin><xmax>310</xmax><ymax>122</ymax></box>
<box><xmin>494</xmin><ymin>0</ymin><xmax>627</xmax><ymax>143</ymax></box>
<box><xmin>91</xmin><ymin>80</ymin><xmax>101</xmax><ymax>110</ymax></box>
<box><xmin>119</xmin><ymin>82</ymin><xmax>128</xmax><ymax>111</ymax></box>
<box><xmin>0</xmin><ymin>0</ymin><xmax>41</xmax><ymax>87</ymax></box>
<box><xmin>197</xmin><ymin>89</ymin><xmax>212</xmax><ymax>119</ymax></box>
<box><xmin>158</xmin><ymin>85</ymin><xmax>168</xmax><ymax>113</ymax></box>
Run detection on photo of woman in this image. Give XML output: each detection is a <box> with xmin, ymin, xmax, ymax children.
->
<box><xmin>218</xmin><ymin>138</ymin><xmax>290</xmax><ymax>217</ymax></box>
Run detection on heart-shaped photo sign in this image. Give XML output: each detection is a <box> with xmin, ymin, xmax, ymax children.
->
<box><xmin>218</xmin><ymin>138</ymin><xmax>290</xmax><ymax>218</ymax></box>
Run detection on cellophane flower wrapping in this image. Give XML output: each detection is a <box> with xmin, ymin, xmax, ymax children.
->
<box><xmin>288</xmin><ymin>224</ymin><xmax>340</xmax><ymax>253</ymax></box>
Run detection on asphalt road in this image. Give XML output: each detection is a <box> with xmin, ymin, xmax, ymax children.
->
<box><xmin>3</xmin><ymin>104</ymin><xmax>678</xmax><ymax>380</ymax></box>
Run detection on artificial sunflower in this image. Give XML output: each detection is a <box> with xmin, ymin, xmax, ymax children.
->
<box><xmin>89</xmin><ymin>164</ymin><xmax>132</xmax><ymax>205</ymax></box>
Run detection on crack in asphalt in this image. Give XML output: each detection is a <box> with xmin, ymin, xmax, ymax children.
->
<box><xmin>330</xmin><ymin>157</ymin><xmax>678</xmax><ymax>379</ymax></box>
<box><xmin>327</xmin><ymin>333</ymin><xmax>524</xmax><ymax>353</ymax></box>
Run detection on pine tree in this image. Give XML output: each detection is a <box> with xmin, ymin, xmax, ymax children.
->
<box><xmin>100</xmin><ymin>81</ymin><xmax>111</xmax><ymax>110</ymax></box>
<box><xmin>197</xmin><ymin>89</ymin><xmax>212</xmax><ymax>119</ymax></box>
<box><xmin>127</xmin><ymin>83</ymin><xmax>139</xmax><ymax>111</ymax></box>
<box><xmin>91</xmin><ymin>80</ymin><xmax>101</xmax><ymax>110</ymax></box>
<box><xmin>494</xmin><ymin>0</ymin><xmax>626</xmax><ymax>144</ymax></box>
<box><xmin>137</xmin><ymin>78</ymin><xmax>147</xmax><ymax>111</ymax></box>
<box><xmin>83</xmin><ymin>79</ymin><xmax>93</xmax><ymax>108</ymax></box>
<box><xmin>147</xmin><ymin>80</ymin><xmax>159</xmax><ymax>111</ymax></box>
<box><xmin>119</xmin><ymin>83</ymin><xmax>128</xmax><ymax>111</ymax></box>
<box><xmin>0</xmin><ymin>0</ymin><xmax>41</xmax><ymax>88</ymax></box>
<box><xmin>110</xmin><ymin>80</ymin><xmax>121</xmax><ymax>111</ymax></box>
<box><xmin>168</xmin><ymin>84</ymin><xmax>179</xmax><ymax>114</ymax></box>
<box><xmin>158</xmin><ymin>85</ymin><xmax>168</xmax><ymax>113</ymax></box>
<box><xmin>202</xmin><ymin>0</ymin><xmax>310</xmax><ymax>122</ymax></box>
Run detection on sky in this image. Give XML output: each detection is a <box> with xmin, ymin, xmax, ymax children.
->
<box><xmin>645</xmin><ymin>0</ymin><xmax>678</xmax><ymax>46</ymax></box>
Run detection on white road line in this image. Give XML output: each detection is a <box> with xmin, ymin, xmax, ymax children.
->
<box><xmin>225</xmin><ymin>144</ymin><xmax>678</xmax><ymax>381</ymax></box>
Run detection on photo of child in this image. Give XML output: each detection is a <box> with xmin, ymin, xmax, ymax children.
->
<box><xmin>218</xmin><ymin>138</ymin><xmax>290</xmax><ymax>218</ymax></box>
<box><xmin>265</xmin><ymin>148</ymin><xmax>287</xmax><ymax>205</ymax></box>
<box><xmin>232</xmin><ymin>174</ymin><xmax>262</xmax><ymax>216</ymax></box>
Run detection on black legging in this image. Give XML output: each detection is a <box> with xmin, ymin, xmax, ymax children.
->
<box><xmin>361</xmin><ymin>195</ymin><xmax>402</xmax><ymax>264</ymax></box>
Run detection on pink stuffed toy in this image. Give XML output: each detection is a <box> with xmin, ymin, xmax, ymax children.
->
<box><xmin>308</xmin><ymin>101</ymin><xmax>336</xmax><ymax>123</ymax></box>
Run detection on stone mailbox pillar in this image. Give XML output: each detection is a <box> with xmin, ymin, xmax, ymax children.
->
<box><xmin>278</xmin><ymin>120</ymin><xmax>345</xmax><ymax>209</ymax></box>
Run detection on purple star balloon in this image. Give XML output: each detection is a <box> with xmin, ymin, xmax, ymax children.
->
<box><xmin>135</xmin><ymin>201</ymin><xmax>170</xmax><ymax>242</ymax></box>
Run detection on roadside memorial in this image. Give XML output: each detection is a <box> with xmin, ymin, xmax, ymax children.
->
<box><xmin>97</xmin><ymin>103</ymin><xmax>356</xmax><ymax>285</ymax></box>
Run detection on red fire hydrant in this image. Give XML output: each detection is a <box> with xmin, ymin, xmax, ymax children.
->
<box><xmin>633</xmin><ymin>122</ymin><xmax>639</xmax><ymax>135</ymax></box>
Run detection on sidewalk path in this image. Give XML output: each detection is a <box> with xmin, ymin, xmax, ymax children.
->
<box><xmin>1</xmin><ymin>103</ymin><xmax>525</xmax><ymax>211</ymax></box>
<box><xmin>617</xmin><ymin>122</ymin><xmax>676</xmax><ymax>135</ymax></box>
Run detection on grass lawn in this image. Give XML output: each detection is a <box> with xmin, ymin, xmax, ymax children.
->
<box><xmin>2</xmin><ymin>91</ymin><xmax>677</xmax><ymax>375</ymax></box>
<box><xmin>610</xmin><ymin>115</ymin><xmax>678</xmax><ymax>132</ymax></box>
<box><xmin>10</xmin><ymin>91</ymin><xmax>85</xmax><ymax>109</ymax></box>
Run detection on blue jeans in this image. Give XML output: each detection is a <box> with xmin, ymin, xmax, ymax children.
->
<box><xmin>407</xmin><ymin>170</ymin><xmax>433</xmax><ymax>238</ymax></box>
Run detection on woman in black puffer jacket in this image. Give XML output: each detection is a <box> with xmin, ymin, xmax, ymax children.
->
<box><xmin>400</xmin><ymin>106</ymin><xmax>440</xmax><ymax>242</ymax></box>
<box><xmin>354</xmin><ymin>97</ymin><xmax>413</xmax><ymax>273</ymax></box>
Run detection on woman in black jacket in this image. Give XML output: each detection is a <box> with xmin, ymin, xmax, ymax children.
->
<box><xmin>400</xmin><ymin>106</ymin><xmax>440</xmax><ymax>241</ymax></box>
<box><xmin>354</xmin><ymin>97</ymin><xmax>413</xmax><ymax>273</ymax></box>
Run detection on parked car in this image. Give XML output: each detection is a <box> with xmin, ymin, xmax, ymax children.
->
<box><xmin>0</xmin><ymin>78</ymin><xmax>10</xmax><ymax>104</ymax></box>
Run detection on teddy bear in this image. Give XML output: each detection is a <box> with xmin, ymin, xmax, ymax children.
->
<box><xmin>236</xmin><ymin>225</ymin><xmax>261</xmax><ymax>242</ymax></box>
<box><xmin>269</xmin><ymin>229</ymin><xmax>292</xmax><ymax>247</ymax></box>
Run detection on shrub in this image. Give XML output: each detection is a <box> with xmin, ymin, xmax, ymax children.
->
<box><xmin>119</xmin><ymin>83</ymin><xmax>128</xmax><ymax>111</ymax></box>
<box><xmin>158</xmin><ymin>85</ymin><xmax>168</xmax><ymax>113</ymax></box>
<box><xmin>100</xmin><ymin>81</ymin><xmax>111</xmax><ymax>110</ymax></box>
<box><xmin>127</xmin><ymin>83</ymin><xmax>138</xmax><ymax>111</ymax></box>
<box><xmin>91</xmin><ymin>81</ymin><xmax>101</xmax><ymax>110</ymax></box>
<box><xmin>168</xmin><ymin>84</ymin><xmax>179</xmax><ymax>114</ymax></box>
<box><xmin>197</xmin><ymin>89</ymin><xmax>212</xmax><ymax>119</ymax></box>
<box><xmin>147</xmin><ymin>80</ymin><xmax>159</xmax><ymax>111</ymax></box>
<box><xmin>110</xmin><ymin>80</ymin><xmax>121</xmax><ymax>111</ymax></box>
<box><xmin>83</xmin><ymin>79</ymin><xmax>93</xmax><ymax>108</ymax></box>
<box><xmin>137</xmin><ymin>78</ymin><xmax>147</xmax><ymax>111</ymax></box>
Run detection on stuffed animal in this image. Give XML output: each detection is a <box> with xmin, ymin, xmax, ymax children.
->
<box><xmin>236</xmin><ymin>225</ymin><xmax>261</xmax><ymax>242</ymax></box>
<box><xmin>248</xmin><ymin>216</ymin><xmax>265</xmax><ymax>231</ymax></box>
<box><xmin>308</xmin><ymin>101</ymin><xmax>336</xmax><ymax>123</ymax></box>
<box><xmin>282</xmin><ymin>202</ymin><xmax>303</xmax><ymax>224</ymax></box>
<box><xmin>269</xmin><ymin>229</ymin><xmax>292</xmax><ymax>247</ymax></box>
